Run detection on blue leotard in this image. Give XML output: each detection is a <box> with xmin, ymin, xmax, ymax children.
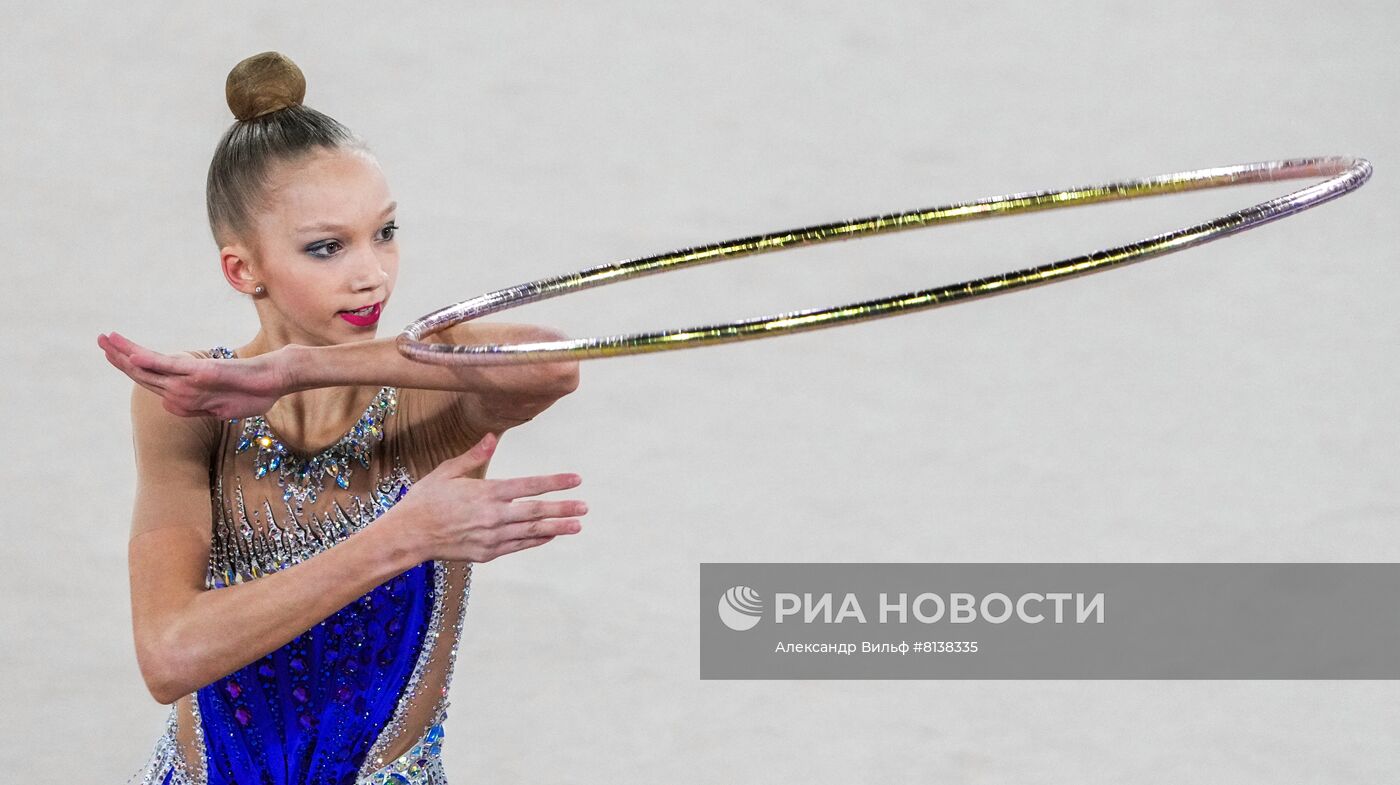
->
<box><xmin>129</xmin><ymin>346</ymin><xmax>477</xmax><ymax>785</ymax></box>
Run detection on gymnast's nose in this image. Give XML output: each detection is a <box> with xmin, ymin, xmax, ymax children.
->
<box><xmin>348</xmin><ymin>248</ymin><xmax>391</xmax><ymax>294</ymax></box>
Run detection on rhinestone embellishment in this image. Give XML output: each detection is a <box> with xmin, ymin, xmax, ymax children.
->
<box><xmin>209</xmin><ymin>346</ymin><xmax>398</xmax><ymax>510</ymax></box>
<box><xmin>206</xmin><ymin>462</ymin><xmax>415</xmax><ymax>588</ymax></box>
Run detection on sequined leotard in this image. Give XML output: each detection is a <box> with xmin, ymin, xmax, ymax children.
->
<box><xmin>129</xmin><ymin>345</ymin><xmax>484</xmax><ymax>785</ymax></box>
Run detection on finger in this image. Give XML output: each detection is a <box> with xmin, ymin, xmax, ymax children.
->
<box><xmin>109</xmin><ymin>348</ymin><xmax>171</xmax><ymax>390</ymax></box>
<box><xmin>129</xmin><ymin>348</ymin><xmax>197</xmax><ymax>376</ymax></box>
<box><xmin>163</xmin><ymin>400</ymin><xmax>214</xmax><ymax>418</ymax></box>
<box><xmin>102</xmin><ymin>331</ymin><xmax>142</xmax><ymax>364</ymax></box>
<box><xmin>103</xmin><ymin>343</ymin><xmax>170</xmax><ymax>391</ymax></box>
<box><xmin>157</xmin><ymin>390</ymin><xmax>218</xmax><ymax>417</ymax></box>
<box><xmin>105</xmin><ymin>331</ymin><xmax>149</xmax><ymax>355</ymax></box>
<box><xmin>500</xmin><ymin>498</ymin><xmax>588</xmax><ymax>524</ymax></box>
<box><xmin>108</xmin><ymin>334</ymin><xmax>195</xmax><ymax>376</ymax></box>
<box><xmin>121</xmin><ymin>367</ymin><xmax>169</xmax><ymax>400</ymax></box>
<box><xmin>99</xmin><ymin>334</ymin><xmax>127</xmax><ymax>365</ymax></box>
<box><xmin>132</xmin><ymin>378</ymin><xmax>168</xmax><ymax>399</ymax></box>
<box><xmin>99</xmin><ymin>334</ymin><xmax>142</xmax><ymax>374</ymax></box>
<box><xmin>436</xmin><ymin>432</ymin><xmax>499</xmax><ymax>477</ymax></box>
<box><xmin>490</xmin><ymin>472</ymin><xmax>582</xmax><ymax>501</ymax></box>
<box><xmin>490</xmin><ymin>535</ymin><xmax>558</xmax><ymax>560</ymax></box>
<box><xmin>499</xmin><ymin>518</ymin><xmax>580</xmax><ymax>542</ymax></box>
<box><xmin>106</xmin><ymin>331</ymin><xmax>190</xmax><ymax>378</ymax></box>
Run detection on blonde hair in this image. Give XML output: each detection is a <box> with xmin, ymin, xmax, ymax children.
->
<box><xmin>206</xmin><ymin>51</ymin><xmax>370</xmax><ymax>247</ymax></box>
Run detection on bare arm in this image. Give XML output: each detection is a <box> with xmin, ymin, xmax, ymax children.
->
<box><xmin>99</xmin><ymin>322</ymin><xmax>581</xmax><ymax>431</ymax></box>
<box><xmin>289</xmin><ymin>322</ymin><xmax>579</xmax><ymax>398</ymax></box>
<box><xmin>127</xmin><ymin>380</ymin><xmax>423</xmax><ymax>705</ymax></box>
<box><xmin>291</xmin><ymin>322</ymin><xmax>582</xmax><ymax>434</ymax></box>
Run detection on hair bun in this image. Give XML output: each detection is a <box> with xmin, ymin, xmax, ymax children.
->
<box><xmin>225</xmin><ymin>51</ymin><xmax>307</xmax><ymax>122</ymax></box>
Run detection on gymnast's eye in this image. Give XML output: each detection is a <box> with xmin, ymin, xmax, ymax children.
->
<box><xmin>306</xmin><ymin>240</ymin><xmax>343</xmax><ymax>259</ymax></box>
<box><xmin>306</xmin><ymin>224</ymin><xmax>396</xmax><ymax>259</ymax></box>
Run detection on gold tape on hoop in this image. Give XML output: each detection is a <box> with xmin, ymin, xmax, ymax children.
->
<box><xmin>397</xmin><ymin>156</ymin><xmax>1371</xmax><ymax>366</ymax></box>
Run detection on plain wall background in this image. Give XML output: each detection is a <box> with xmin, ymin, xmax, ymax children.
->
<box><xmin>3</xmin><ymin>1</ymin><xmax>1397</xmax><ymax>782</ymax></box>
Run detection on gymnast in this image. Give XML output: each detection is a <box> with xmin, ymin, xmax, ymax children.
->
<box><xmin>105</xmin><ymin>51</ymin><xmax>583</xmax><ymax>785</ymax></box>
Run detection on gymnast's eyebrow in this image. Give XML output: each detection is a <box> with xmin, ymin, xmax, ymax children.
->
<box><xmin>295</xmin><ymin>202</ymin><xmax>398</xmax><ymax>233</ymax></box>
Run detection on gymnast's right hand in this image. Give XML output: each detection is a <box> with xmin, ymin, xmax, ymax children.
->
<box><xmin>387</xmin><ymin>432</ymin><xmax>587</xmax><ymax>563</ymax></box>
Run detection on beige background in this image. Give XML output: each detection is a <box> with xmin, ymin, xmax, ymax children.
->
<box><xmin>3</xmin><ymin>1</ymin><xmax>1397</xmax><ymax>782</ymax></box>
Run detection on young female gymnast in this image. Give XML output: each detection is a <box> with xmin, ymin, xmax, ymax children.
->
<box><xmin>103</xmin><ymin>51</ymin><xmax>587</xmax><ymax>785</ymax></box>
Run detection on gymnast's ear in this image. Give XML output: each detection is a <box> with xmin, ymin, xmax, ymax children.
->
<box><xmin>219</xmin><ymin>243</ymin><xmax>262</xmax><ymax>297</ymax></box>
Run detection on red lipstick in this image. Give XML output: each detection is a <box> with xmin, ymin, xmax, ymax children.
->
<box><xmin>338</xmin><ymin>302</ymin><xmax>382</xmax><ymax>327</ymax></box>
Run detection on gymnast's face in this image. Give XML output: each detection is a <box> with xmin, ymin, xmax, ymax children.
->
<box><xmin>223</xmin><ymin>146</ymin><xmax>400</xmax><ymax>347</ymax></box>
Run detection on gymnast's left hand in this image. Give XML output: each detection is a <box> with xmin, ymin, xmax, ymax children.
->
<box><xmin>97</xmin><ymin>331</ymin><xmax>288</xmax><ymax>419</ymax></box>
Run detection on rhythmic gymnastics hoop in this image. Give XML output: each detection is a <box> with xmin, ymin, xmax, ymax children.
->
<box><xmin>397</xmin><ymin>155</ymin><xmax>1371</xmax><ymax>365</ymax></box>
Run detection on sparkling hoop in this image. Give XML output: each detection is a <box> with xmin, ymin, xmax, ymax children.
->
<box><xmin>397</xmin><ymin>156</ymin><xmax>1371</xmax><ymax>366</ymax></box>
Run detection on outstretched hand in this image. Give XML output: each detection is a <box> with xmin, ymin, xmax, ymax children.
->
<box><xmin>388</xmin><ymin>432</ymin><xmax>588</xmax><ymax>564</ymax></box>
<box><xmin>98</xmin><ymin>331</ymin><xmax>289</xmax><ymax>419</ymax></box>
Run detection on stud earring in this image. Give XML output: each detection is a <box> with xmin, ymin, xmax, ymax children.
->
<box><xmin>253</xmin><ymin>284</ymin><xmax>265</xmax><ymax>295</ymax></box>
